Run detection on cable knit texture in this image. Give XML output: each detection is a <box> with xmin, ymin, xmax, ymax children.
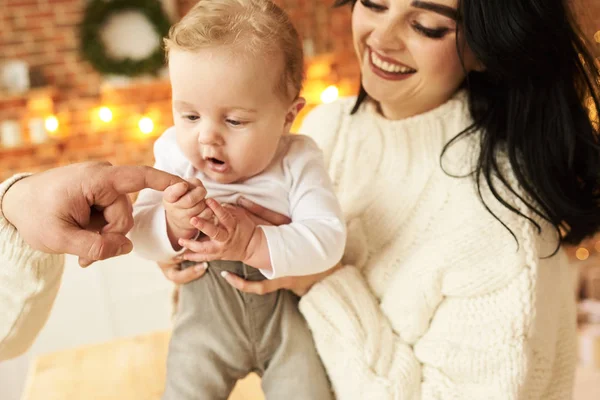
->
<box><xmin>0</xmin><ymin>174</ymin><xmax>64</xmax><ymax>360</ymax></box>
<box><xmin>297</xmin><ymin>92</ymin><xmax>577</xmax><ymax>399</ymax></box>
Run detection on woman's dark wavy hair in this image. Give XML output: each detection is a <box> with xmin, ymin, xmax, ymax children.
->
<box><xmin>335</xmin><ymin>0</ymin><xmax>600</xmax><ymax>246</ymax></box>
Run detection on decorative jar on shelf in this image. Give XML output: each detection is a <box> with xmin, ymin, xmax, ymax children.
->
<box><xmin>0</xmin><ymin>120</ymin><xmax>23</xmax><ymax>148</ymax></box>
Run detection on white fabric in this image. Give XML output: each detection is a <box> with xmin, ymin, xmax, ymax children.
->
<box><xmin>130</xmin><ymin>128</ymin><xmax>346</xmax><ymax>279</ymax></box>
<box><xmin>297</xmin><ymin>92</ymin><xmax>577</xmax><ymax>399</ymax></box>
<box><xmin>0</xmin><ymin>174</ymin><xmax>64</xmax><ymax>360</ymax></box>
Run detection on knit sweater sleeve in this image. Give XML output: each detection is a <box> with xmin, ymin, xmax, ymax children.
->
<box><xmin>0</xmin><ymin>174</ymin><xmax>64</xmax><ymax>361</ymax></box>
<box><xmin>299</xmin><ymin>184</ymin><xmax>576</xmax><ymax>399</ymax></box>
<box><xmin>300</xmin><ymin>266</ymin><xmax>421</xmax><ymax>398</ymax></box>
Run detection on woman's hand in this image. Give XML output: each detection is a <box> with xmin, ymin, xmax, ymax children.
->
<box><xmin>235</xmin><ymin>196</ymin><xmax>292</xmax><ymax>226</ymax></box>
<box><xmin>157</xmin><ymin>260</ymin><xmax>208</xmax><ymax>284</ymax></box>
<box><xmin>222</xmin><ymin>263</ymin><xmax>342</xmax><ymax>296</ymax></box>
<box><xmin>223</xmin><ymin>197</ymin><xmax>342</xmax><ymax>295</ymax></box>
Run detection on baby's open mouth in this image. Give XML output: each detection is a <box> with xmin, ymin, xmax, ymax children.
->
<box><xmin>204</xmin><ymin>156</ymin><xmax>229</xmax><ymax>173</ymax></box>
<box><xmin>207</xmin><ymin>157</ymin><xmax>224</xmax><ymax>165</ymax></box>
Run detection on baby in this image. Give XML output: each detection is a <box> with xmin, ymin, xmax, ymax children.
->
<box><xmin>128</xmin><ymin>1</ymin><xmax>345</xmax><ymax>399</ymax></box>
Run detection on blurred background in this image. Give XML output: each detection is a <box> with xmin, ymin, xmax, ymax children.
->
<box><xmin>0</xmin><ymin>0</ymin><xmax>599</xmax><ymax>399</ymax></box>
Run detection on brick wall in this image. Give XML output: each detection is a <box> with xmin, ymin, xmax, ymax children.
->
<box><xmin>0</xmin><ymin>0</ymin><xmax>175</xmax><ymax>181</ymax></box>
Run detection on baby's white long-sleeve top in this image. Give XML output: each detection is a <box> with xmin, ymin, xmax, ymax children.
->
<box><xmin>129</xmin><ymin>127</ymin><xmax>346</xmax><ymax>279</ymax></box>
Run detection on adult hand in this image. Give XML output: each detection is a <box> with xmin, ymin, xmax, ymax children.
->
<box><xmin>235</xmin><ymin>196</ymin><xmax>292</xmax><ymax>226</ymax></box>
<box><xmin>2</xmin><ymin>162</ymin><xmax>184</xmax><ymax>267</ymax></box>
<box><xmin>222</xmin><ymin>263</ymin><xmax>342</xmax><ymax>296</ymax></box>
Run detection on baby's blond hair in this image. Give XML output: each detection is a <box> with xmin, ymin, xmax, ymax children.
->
<box><xmin>165</xmin><ymin>0</ymin><xmax>304</xmax><ymax>101</ymax></box>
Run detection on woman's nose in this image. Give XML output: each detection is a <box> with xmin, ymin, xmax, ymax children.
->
<box><xmin>369</xmin><ymin>17</ymin><xmax>406</xmax><ymax>52</ymax></box>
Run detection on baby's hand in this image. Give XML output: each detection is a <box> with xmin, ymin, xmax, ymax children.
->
<box><xmin>163</xmin><ymin>178</ymin><xmax>207</xmax><ymax>248</ymax></box>
<box><xmin>178</xmin><ymin>199</ymin><xmax>261</xmax><ymax>266</ymax></box>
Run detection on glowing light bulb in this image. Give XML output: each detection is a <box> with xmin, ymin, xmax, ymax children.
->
<box><xmin>99</xmin><ymin>107</ymin><xmax>113</xmax><ymax>123</ymax></box>
<box><xmin>138</xmin><ymin>117</ymin><xmax>154</xmax><ymax>134</ymax></box>
<box><xmin>45</xmin><ymin>116</ymin><xmax>59</xmax><ymax>133</ymax></box>
<box><xmin>320</xmin><ymin>85</ymin><xmax>339</xmax><ymax>104</ymax></box>
<box><xmin>576</xmin><ymin>247</ymin><xmax>590</xmax><ymax>261</ymax></box>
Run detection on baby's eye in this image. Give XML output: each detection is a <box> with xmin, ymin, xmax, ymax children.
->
<box><xmin>226</xmin><ymin>119</ymin><xmax>244</xmax><ymax>126</ymax></box>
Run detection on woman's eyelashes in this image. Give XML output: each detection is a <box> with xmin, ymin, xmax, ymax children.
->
<box><xmin>360</xmin><ymin>0</ymin><xmax>453</xmax><ymax>40</ymax></box>
<box><xmin>412</xmin><ymin>22</ymin><xmax>450</xmax><ymax>39</ymax></box>
<box><xmin>360</xmin><ymin>0</ymin><xmax>387</xmax><ymax>12</ymax></box>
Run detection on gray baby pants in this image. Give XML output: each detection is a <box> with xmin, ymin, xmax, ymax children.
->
<box><xmin>162</xmin><ymin>260</ymin><xmax>333</xmax><ymax>400</ymax></box>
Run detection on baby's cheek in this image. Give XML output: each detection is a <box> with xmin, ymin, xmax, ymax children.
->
<box><xmin>176</xmin><ymin>133</ymin><xmax>201</xmax><ymax>163</ymax></box>
<box><xmin>190</xmin><ymin>156</ymin><xmax>204</xmax><ymax>171</ymax></box>
<box><xmin>182</xmin><ymin>148</ymin><xmax>203</xmax><ymax>170</ymax></box>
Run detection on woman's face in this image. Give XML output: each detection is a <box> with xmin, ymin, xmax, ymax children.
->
<box><xmin>352</xmin><ymin>0</ymin><xmax>481</xmax><ymax>119</ymax></box>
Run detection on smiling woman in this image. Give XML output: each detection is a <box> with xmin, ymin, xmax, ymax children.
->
<box><xmin>335</xmin><ymin>0</ymin><xmax>600</xmax><ymax>246</ymax></box>
<box><xmin>341</xmin><ymin>0</ymin><xmax>483</xmax><ymax>119</ymax></box>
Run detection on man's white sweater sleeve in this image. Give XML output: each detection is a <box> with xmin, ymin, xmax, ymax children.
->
<box><xmin>259</xmin><ymin>137</ymin><xmax>346</xmax><ymax>279</ymax></box>
<box><xmin>129</xmin><ymin>129</ymin><xmax>189</xmax><ymax>262</ymax></box>
<box><xmin>0</xmin><ymin>174</ymin><xmax>64</xmax><ymax>361</ymax></box>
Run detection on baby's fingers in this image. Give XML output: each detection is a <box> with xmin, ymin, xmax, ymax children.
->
<box><xmin>163</xmin><ymin>182</ymin><xmax>189</xmax><ymax>203</ymax></box>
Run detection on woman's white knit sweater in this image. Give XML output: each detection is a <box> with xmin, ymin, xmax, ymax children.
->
<box><xmin>298</xmin><ymin>92</ymin><xmax>577</xmax><ymax>399</ymax></box>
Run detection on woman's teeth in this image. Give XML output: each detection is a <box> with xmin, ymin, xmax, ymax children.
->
<box><xmin>370</xmin><ymin>51</ymin><xmax>416</xmax><ymax>74</ymax></box>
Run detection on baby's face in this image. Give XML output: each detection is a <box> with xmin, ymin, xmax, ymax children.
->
<box><xmin>169</xmin><ymin>47</ymin><xmax>301</xmax><ymax>184</ymax></box>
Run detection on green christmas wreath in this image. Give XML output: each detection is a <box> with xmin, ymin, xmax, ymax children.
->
<box><xmin>80</xmin><ymin>0</ymin><xmax>171</xmax><ymax>76</ymax></box>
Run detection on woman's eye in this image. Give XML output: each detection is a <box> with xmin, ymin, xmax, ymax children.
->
<box><xmin>412</xmin><ymin>23</ymin><xmax>450</xmax><ymax>39</ymax></box>
<box><xmin>360</xmin><ymin>0</ymin><xmax>387</xmax><ymax>12</ymax></box>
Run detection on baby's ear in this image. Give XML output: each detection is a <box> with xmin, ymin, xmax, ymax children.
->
<box><xmin>285</xmin><ymin>97</ymin><xmax>306</xmax><ymax>128</ymax></box>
